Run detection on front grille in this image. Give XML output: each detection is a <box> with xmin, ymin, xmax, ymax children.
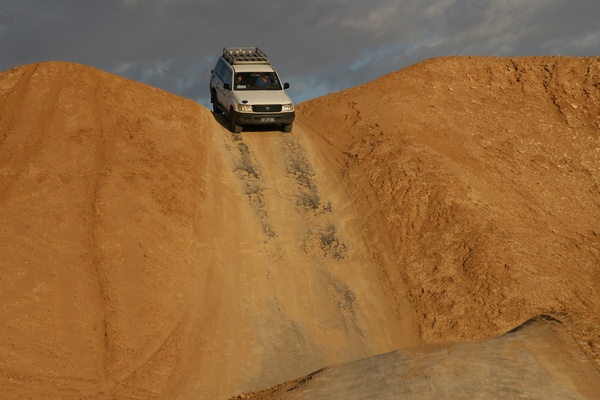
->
<box><xmin>252</xmin><ymin>104</ymin><xmax>282</xmax><ymax>113</ymax></box>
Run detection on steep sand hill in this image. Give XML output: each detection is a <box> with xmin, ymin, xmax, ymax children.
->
<box><xmin>297</xmin><ymin>55</ymin><xmax>600</xmax><ymax>353</ymax></box>
<box><xmin>0</xmin><ymin>57</ymin><xmax>599</xmax><ymax>400</ymax></box>
<box><xmin>0</xmin><ymin>62</ymin><xmax>213</xmax><ymax>398</ymax></box>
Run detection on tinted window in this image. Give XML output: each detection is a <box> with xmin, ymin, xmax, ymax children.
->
<box><xmin>215</xmin><ymin>59</ymin><xmax>226</xmax><ymax>80</ymax></box>
<box><xmin>224</xmin><ymin>67</ymin><xmax>232</xmax><ymax>87</ymax></box>
<box><xmin>234</xmin><ymin>72</ymin><xmax>282</xmax><ymax>91</ymax></box>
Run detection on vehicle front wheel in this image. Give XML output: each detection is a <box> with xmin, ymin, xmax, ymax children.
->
<box><xmin>281</xmin><ymin>122</ymin><xmax>293</xmax><ymax>132</ymax></box>
<box><xmin>230</xmin><ymin>109</ymin><xmax>242</xmax><ymax>133</ymax></box>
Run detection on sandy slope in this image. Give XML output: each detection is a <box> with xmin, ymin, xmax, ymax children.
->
<box><xmin>0</xmin><ymin>57</ymin><xmax>599</xmax><ymax>399</ymax></box>
<box><xmin>0</xmin><ymin>62</ymin><xmax>213</xmax><ymax>398</ymax></box>
<box><xmin>297</xmin><ymin>56</ymin><xmax>600</xmax><ymax>353</ymax></box>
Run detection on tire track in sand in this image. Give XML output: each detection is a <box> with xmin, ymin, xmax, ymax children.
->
<box><xmin>216</xmin><ymin>125</ymin><xmax>419</xmax><ymax>389</ymax></box>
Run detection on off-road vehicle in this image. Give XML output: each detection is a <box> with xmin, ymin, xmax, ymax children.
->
<box><xmin>210</xmin><ymin>47</ymin><xmax>295</xmax><ymax>133</ymax></box>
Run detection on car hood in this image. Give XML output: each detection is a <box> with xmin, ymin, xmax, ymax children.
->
<box><xmin>233</xmin><ymin>90</ymin><xmax>293</xmax><ymax>105</ymax></box>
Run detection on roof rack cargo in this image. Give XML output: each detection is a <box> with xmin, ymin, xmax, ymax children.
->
<box><xmin>223</xmin><ymin>47</ymin><xmax>269</xmax><ymax>65</ymax></box>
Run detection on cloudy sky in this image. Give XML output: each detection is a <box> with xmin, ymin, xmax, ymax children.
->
<box><xmin>1</xmin><ymin>0</ymin><xmax>599</xmax><ymax>107</ymax></box>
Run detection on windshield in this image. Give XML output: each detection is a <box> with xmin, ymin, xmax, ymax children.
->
<box><xmin>234</xmin><ymin>72</ymin><xmax>282</xmax><ymax>91</ymax></box>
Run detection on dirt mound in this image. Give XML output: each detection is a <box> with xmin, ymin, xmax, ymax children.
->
<box><xmin>1</xmin><ymin>57</ymin><xmax>599</xmax><ymax>399</ymax></box>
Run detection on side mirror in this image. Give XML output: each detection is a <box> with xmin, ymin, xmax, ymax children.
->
<box><xmin>284</xmin><ymin>82</ymin><xmax>290</xmax><ymax>89</ymax></box>
<box><xmin>224</xmin><ymin>83</ymin><xmax>231</xmax><ymax>90</ymax></box>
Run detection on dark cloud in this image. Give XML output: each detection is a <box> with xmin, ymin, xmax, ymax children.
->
<box><xmin>1</xmin><ymin>0</ymin><xmax>599</xmax><ymax>106</ymax></box>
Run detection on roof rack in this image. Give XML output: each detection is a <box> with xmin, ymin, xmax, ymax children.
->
<box><xmin>223</xmin><ymin>47</ymin><xmax>269</xmax><ymax>65</ymax></box>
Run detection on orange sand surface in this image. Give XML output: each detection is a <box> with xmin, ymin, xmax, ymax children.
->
<box><xmin>0</xmin><ymin>57</ymin><xmax>598</xmax><ymax>399</ymax></box>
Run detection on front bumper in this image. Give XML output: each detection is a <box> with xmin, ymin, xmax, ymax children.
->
<box><xmin>234</xmin><ymin>111</ymin><xmax>295</xmax><ymax>125</ymax></box>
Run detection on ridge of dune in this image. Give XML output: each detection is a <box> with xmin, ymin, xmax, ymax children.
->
<box><xmin>1</xmin><ymin>56</ymin><xmax>599</xmax><ymax>400</ymax></box>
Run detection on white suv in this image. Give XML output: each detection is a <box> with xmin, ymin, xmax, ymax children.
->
<box><xmin>210</xmin><ymin>47</ymin><xmax>295</xmax><ymax>133</ymax></box>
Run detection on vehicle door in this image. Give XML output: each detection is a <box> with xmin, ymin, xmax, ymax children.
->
<box><xmin>212</xmin><ymin>59</ymin><xmax>227</xmax><ymax>105</ymax></box>
<box><xmin>220</xmin><ymin>66</ymin><xmax>235</xmax><ymax>112</ymax></box>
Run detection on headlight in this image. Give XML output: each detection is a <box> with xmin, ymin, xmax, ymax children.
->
<box><xmin>282</xmin><ymin>103</ymin><xmax>294</xmax><ymax>112</ymax></box>
<box><xmin>238</xmin><ymin>104</ymin><xmax>253</xmax><ymax>112</ymax></box>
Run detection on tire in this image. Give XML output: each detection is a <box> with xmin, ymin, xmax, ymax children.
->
<box><xmin>281</xmin><ymin>122</ymin><xmax>293</xmax><ymax>132</ymax></box>
<box><xmin>230</xmin><ymin>109</ymin><xmax>242</xmax><ymax>133</ymax></box>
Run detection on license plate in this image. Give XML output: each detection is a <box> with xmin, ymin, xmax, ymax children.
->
<box><xmin>260</xmin><ymin>117</ymin><xmax>275</xmax><ymax>122</ymax></box>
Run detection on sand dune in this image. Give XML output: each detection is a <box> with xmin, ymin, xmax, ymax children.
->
<box><xmin>0</xmin><ymin>57</ymin><xmax>598</xmax><ymax>399</ymax></box>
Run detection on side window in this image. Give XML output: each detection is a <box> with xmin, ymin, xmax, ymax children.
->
<box><xmin>224</xmin><ymin>67</ymin><xmax>233</xmax><ymax>87</ymax></box>
<box><xmin>215</xmin><ymin>59</ymin><xmax>226</xmax><ymax>80</ymax></box>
